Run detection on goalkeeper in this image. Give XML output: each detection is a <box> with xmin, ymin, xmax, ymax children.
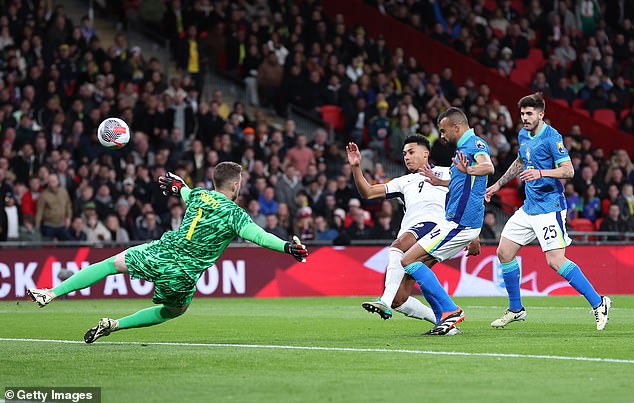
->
<box><xmin>27</xmin><ymin>162</ymin><xmax>309</xmax><ymax>343</ymax></box>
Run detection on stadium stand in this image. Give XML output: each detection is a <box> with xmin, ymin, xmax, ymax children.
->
<box><xmin>0</xmin><ymin>0</ymin><xmax>633</xmax><ymax>247</ymax></box>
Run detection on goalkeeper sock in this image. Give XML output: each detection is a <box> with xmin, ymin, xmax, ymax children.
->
<box><xmin>51</xmin><ymin>256</ymin><xmax>117</xmax><ymax>298</ymax></box>
<box><xmin>117</xmin><ymin>305</ymin><xmax>184</xmax><ymax>330</ymax></box>
<box><xmin>557</xmin><ymin>259</ymin><xmax>602</xmax><ymax>309</ymax></box>
<box><xmin>394</xmin><ymin>296</ymin><xmax>436</xmax><ymax>324</ymax></box>
<box><xmin>380</xmin><ymin>248</ymin><xmax>405</xmax><ymax>308</ymax></box>
<box><xmin>501</xmin><ymin>259</ymin><xmax>523</xmax><ymax>312</ymax></box>
<box><xmin>404</xmin><ymin>262</ymin><xmax>458</xmax><ymax>313</ymax></box>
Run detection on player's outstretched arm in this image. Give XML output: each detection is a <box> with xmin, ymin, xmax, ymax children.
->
<box><xmin>346</xmin><ymin>142</ymin><xmax>387</xmax><ymax>199</ymax></box>
<box><xmin>485</xmin><ymin>156</ymin><xmax>524</xmax><ymax>202</ymax></box>
<box><xmin>453</xmin><ymin>151</ymin><xmax>494</xmax><ymax>176</ymax></box>
<box><xmin>239</xmin><ymin>223</ymin><xmax>309</xmax><ymax>262</ymax></box>
<box><xmin>158</xmin><ymin>172</ymin><xmax>191</xmax><ymax>201</ymax></box>
<box><xmin>519</xmin><ymin>160</ymin><xmax>574</xmax><ymax>182</ymax></box>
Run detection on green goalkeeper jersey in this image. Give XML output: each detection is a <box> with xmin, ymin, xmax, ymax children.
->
<box><xmin>159</xmin><ymin>187</ymin><xmax>285</xmax><ymax>282</ymax></box>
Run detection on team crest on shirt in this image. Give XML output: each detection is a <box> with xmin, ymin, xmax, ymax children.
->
<box><xmin>475</xmin><ymin>140</ymin><xmax>486</xmax><ymax>150</ymax></box>
<box><xmin>557</xmin><ymin>141</ymin><xmax>565</xmax><ymax>154</ymax></box>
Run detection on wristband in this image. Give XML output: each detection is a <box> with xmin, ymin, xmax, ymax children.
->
<box><xmin>539</xmin><ymin>170</ymin><xmax>542</xmax><ymax>178</ymax></box>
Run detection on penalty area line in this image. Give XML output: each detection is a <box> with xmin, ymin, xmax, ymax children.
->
<box><xmin>0</xmin><ymin>337</ymin><xmax>633</xmax><ymax>364</ymax></box>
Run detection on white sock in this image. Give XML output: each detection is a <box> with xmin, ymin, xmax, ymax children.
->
<box><xmin>395</xmin><ymin>297</ymin><xmax>436</xmax><ymax>324</ymax></box>
<box><xmin>381</xmin><ymin>248</ymin><xmax>405</xmax><ymax>308</ymax></box>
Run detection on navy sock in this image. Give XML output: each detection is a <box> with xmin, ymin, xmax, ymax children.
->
<box><xmin>557</xmin><ymin>259</ymin><xmax>602</xmax><ymax>309</ymax></box>
<box><xmin>501</xmin><ymin>259</ymin><xmax>523</xmax><ymax>312</ymax></box>
<box><xmin>404</xmin><ymin>262</ymin><xmax>458</xmax><ymax>313</ymax></box>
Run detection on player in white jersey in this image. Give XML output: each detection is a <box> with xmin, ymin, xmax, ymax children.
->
<box><xmin>347</xmin><ymin>136</ymin><xmax>479</xmax><ymax>327</ymax></box>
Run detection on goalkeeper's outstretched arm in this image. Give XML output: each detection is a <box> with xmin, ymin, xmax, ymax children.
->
<box><xmin>239</xmin><ymin>223</ymin><xmax>308</xmax><ymax>262</ymax></box>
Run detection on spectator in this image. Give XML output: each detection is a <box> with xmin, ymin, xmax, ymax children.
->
<box><xmin>167</xmin><ymin>203</ymin><xmax>184</xmax><ymax>231</ymax></box>
<box><xmin>274</xmin><ymin>165</ymin><xmax>301</xmax><ymax>213</ymax></box>
<box><xmin>19</xmin><ymin>214</ymin><xmax>42</xmax><ymax>242</ymax></box>
<box><xmin>247</xmin><ymin>199</ymin><xmax>266</xmax><ymax>228</ymax></box>
<box><xmin>345</xmin><ymin>207</ymin><xmax>373</xmax><ymax>240</ymax></box>
<box><xmin>314</xmin><ymin>215</ymin><xmax>338</xmax><ymax>241</ymax></box>
<box><xmin>481</xmin><ymin>211</ymin><xmax>497</xmax><ymax>241</ymax></box>
<box><xmin>497</xmin><ymin>47</ymin><xmax>515</xmax><ymax>77</ymax></box>
<box><xmin>284</xmin><ymin>134</ymin><xmax>315</xmax><ymax>177</ymax></box>
<box><xmin>1</xmin><ymin>192</ymin><xmax>19</xmax><ymax>241</ymax></box>
<box><xmin>258</xmin><ymin>186</ymin><xmax>279</xmax><ymax>216</ymax></box>
<box><xmin>599</xmin><ymin>204</ymin><xmax>630</xmax><ymax>240</ymax></box>
<box><xmin>105</xmin><ymin>214</ymin><xmax>130</xmax><ymax>242</ymax></box>
<box><xmin>134</xmin><ymin>212</ymin><xmax>162</xmax><ymax>241</ymax></box>
<box><xmin>257</xmin><ymin>53</ymin><xmax>283</xmax><ymax>107</ymax></box>
<box><xmin>565</xmin><ymin>182</ymin><xmax>582</xmax><ymax>221</ymax></box>
<box><xmin>83</xmin><ymin>202</ymin><xmax>110</xmax><ymax>242</ymax></box>
<box><xmin>581</xmin><ymin>184</ymin><xmax>601</xmax><ymax>222</ymax></box>
<box><xmin>264</xmin><ymin>213</ymin><xmax>288</xmax><ymax>240</ymax></box>
<box><xmin>35</xmin><ymin>173</ymin><xmax>72</xmax><ymax>240</ymax></box>
<box><xmin>68</xmin><ymin>216</ymin><xmax>87</xmax><ymax>241</ymax></box>
<box><xmin>370</xmin><ymin>211</ymin><xmax>397</xmax><ymax>240</ymax></box>
<box><xmin>294</xmin><ymin>206</ymin><xmax>315</xmax><ymax>241</ymax></box>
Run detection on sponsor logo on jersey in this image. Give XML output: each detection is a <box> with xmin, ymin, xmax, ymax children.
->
<box><xmin>475</xmin><ymin>140</ymin><xmax>486</xmax><ymax>150</ymax></box>
<box><xmin>557</xmin><ymin>141</ymin><xmax>565</xmax><ymax>154</ymax></box>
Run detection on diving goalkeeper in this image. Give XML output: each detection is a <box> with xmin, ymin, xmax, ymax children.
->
<box><xmin>27</xmin><ymin>162</ymin><xmax>309</xmax><ymax>343</ymax></box>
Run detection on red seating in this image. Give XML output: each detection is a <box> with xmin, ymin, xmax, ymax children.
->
<box><xmin>549</xmin><ymin>98</ymin><xmax>569</xmax><ymax>107</ymax></box>
<box><xmin>497</xmin><ymin>187</ymin><xmax>523</xmax><ymax>214</ymax></box>
<box><xmin>595</xmin><ymin>217</ymin><xmax>604</xmax><ymax>231</ymax></box>
<box><xmin>319</xmin><ymin>105</ymin><xmax>344</xmax><ymax>132</ymax></box>
<box><xmin>569</xmin><ymin>218</ymin><xmax>595</xmax><ymax>232</ymax></box>
<box><xmin>571</xmin><ymin>99</ymin><xmax>586</xmax><ymax>109</ymax></box>
<box><xmin>620</xmin><ymin>109</ymin><xmax>630</xmax><ymax>119</ymax></box>
<box><xmin>593</xmin><ymin>109</ymin><xmax>617</xmax><ymax>128</ymax></box>
<box><xmin>573</xmin><ymin>107</ymin><xmax>590</xmax><ymax>117</ymax></box>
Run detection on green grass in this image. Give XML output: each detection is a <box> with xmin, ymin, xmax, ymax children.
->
<box><xmin>1</xmin><ymin>296</ymin><xmax>634</xmax><ymax>403</ymax></box>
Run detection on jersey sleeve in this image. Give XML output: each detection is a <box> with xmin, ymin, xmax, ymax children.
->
<box><xmin>230</xmin><ymin>205</ymin><xmax>255</xmax><ymax>236</ymax></box>
<box><xmin>548</xmin><ymin>133</ymin><xmax>570</xmax><ymax>166</ymax></box>
<box><xmin>384</xmin><ymin>176</ymin><xmax>405</xmax><ymax>199</ymax></box>
<box><xmin>433</xmin><ymin>166</ymin><xmax>451</xmax><ymax>181</ymax></box>
<box><xmin>239</xmin><ymin>223</ymin><xmax>287</xmax><ymax>252</ymax></box>
<box><xmin>472</xmin><ymin>138</ymin><xmax>490</xmax><ymax>160</ymax></box>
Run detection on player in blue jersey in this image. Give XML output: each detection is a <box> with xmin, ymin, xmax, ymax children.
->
<box><xmin>400</xmin><ymin>107</ymin><xmax>495</xmax><ymax>335</ymax></box>
<box><xmin>485</xmin><ymin>93</ymin><xmax>611</xmax><ymax>330</ymax></box>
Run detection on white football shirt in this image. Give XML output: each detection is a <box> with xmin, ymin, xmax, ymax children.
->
<box><xmin>384</xmin><ymin>166</ymin><xmax>450</xmax><ymax>233</ymax></box>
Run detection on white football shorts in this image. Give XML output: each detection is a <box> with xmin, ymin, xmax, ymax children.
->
<box><xmin>500</xmin><ymin>207</ymin><xmax>572</xmax><ymax>251</ymax></box>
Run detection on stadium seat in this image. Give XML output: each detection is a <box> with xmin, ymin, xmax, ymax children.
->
<box><xmin>571</xmin><ymin>99</ymin><xmax>586</xmax><ymax>109</ymax></box>
<box><xmin>569</xmin><ymin>218</ymin><xmax>595</xmax><ymax>232</ymax></box>
<box><xmin>573</xmin><ymin>107</ymin><xmax>591</xmax><ymax>117</ymax></box>
<box><xmin>595</xmin><ymin>217</ymin><xmax>604</xmax><ymax>231</ymax></box>
<box><xmin>509</xmin><ymin>62</ymin><xmax>534</xmax><ymax>87</ymax></box>
<box><xmin>549</xmin><ymin>98</ymin><xmax>569</xmax><ymax>108</ymax></box>
<box><xmin>620</xmin><ymin>109</ymin><xmax>630</xmax><ymax>119</ymax></box>
<box><xmin>497</xmin><ymin>187</ymin><xmax>523</xmax><ymax>214</ymax></box>
<box><xmin>319</xmin><ymin>105</ymin><xmax>344</xmax><ymax>132</ymax></box>
<box><xmin>593</xmin><ymin>109</ymin><xmax>617</xmax><ymax>128</ymax></box>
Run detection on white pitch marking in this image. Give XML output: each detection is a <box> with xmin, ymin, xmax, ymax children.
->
<box><xmin>0</xmin><ymin>338</ymin><xmax>633</xmax><ymax>364</ymax></box>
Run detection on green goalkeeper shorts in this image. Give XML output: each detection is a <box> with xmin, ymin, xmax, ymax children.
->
<box><xmin>125</xmin><ymin>240</ymin><xmax>197</xmax><ymax>308</ymax></box>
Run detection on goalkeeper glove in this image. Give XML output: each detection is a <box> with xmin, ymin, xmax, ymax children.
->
<box><xmin>285</xmin><ymin>236</ymin><xmax>308</xmax><ymax>262</ymax></box>
<box><xmin>158</xmin><ymin>172</ymin><xmax>186</xmax><ymax>197</ymax></box>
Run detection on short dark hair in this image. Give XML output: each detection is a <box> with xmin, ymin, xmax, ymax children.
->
<box><xmin>403</xmin><ymin>135</ymin><xmax>431</xmax><ymax>151</ymax></box>
<box><xmin>518</xmin><ymin>93</ymin><xmax>545</xmax><ymax>111</ymax></box>
<box><xmin>437</xmin><ymin>107</ymin><xmax>468</xmax><ymax>126</ymax></box>
<box><xmin>213</xmin><ymin>162</ymin><xmax>242</xmax><ymax>189</ymax></box>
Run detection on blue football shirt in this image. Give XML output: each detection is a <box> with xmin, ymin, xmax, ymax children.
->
<box><xmin>446</xmin><ymin>128</ymin><xmax>490</xmax><ymax>228</ymax></box>
<box><xmin>518</xmin><ymin>123</ymin><xmax>570</xmax><ymax>214</ymax></box>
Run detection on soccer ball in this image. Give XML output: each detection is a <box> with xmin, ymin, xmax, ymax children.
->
<box><xmin>97</xmin><ymin>117</ymin><xmax>130</xmax><ymax>149</ymax></box>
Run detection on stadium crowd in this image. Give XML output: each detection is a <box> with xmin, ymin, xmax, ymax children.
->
<box><xmin>374</xmin><ymin>0</ymin><xmax>634</xmax><ymax>133</ymax></box>
<box><xmin>0</xmin><ymin>0</ymin><xmax>633</xmax><ymax>245</ymax></box>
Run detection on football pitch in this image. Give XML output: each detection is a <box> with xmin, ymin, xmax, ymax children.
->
<box><xmin>1</xmin><ymin>296</ymin><xmax>633</xmax><ymax>403</ymax></box>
